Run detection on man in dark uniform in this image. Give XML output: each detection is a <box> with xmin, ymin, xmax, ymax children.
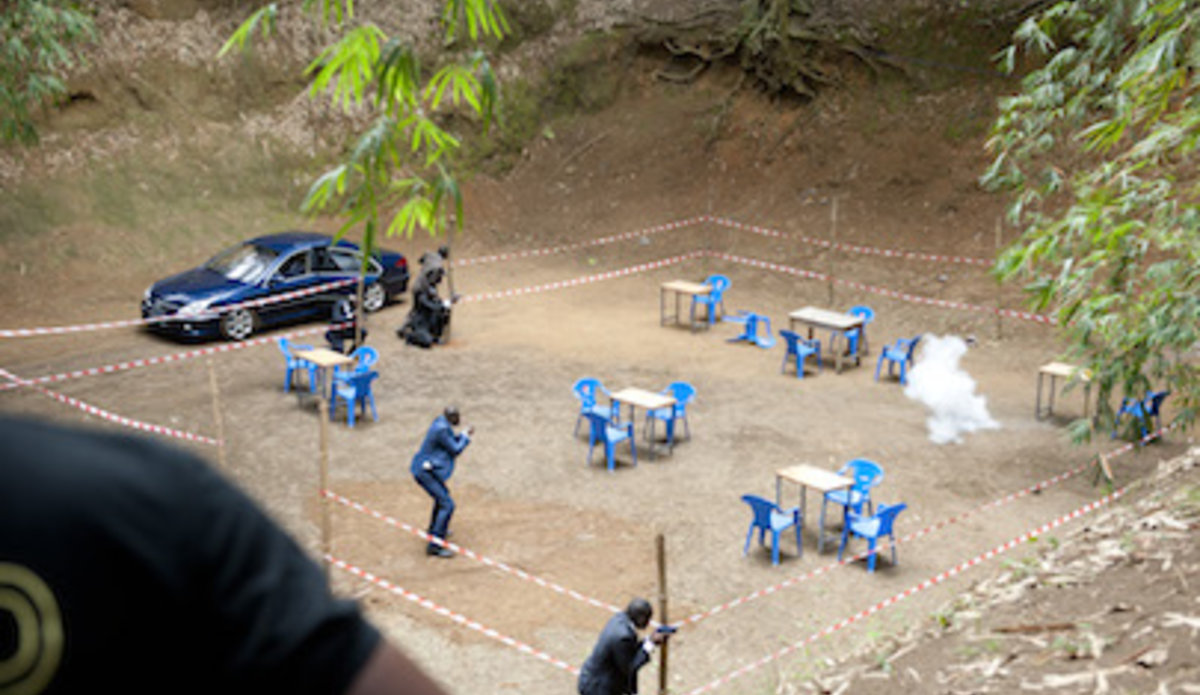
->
<box><xmin>0</xmin><ymin>414</ymin><xmax>450</xmax><ymax>695</ymax></box>
<box><xmin>409</xmin><ymin>407</ymin><xmax>473</xmax><ymax>558</ymax></box>
<box><xmin>578</xmin><ymin>598</ymin><xmax>668</xmax><ymax>695</ymax></box>
<box><xmin>396</xmin><ymin>247</ymin><xmax>454</xmax><ymax>348</ymax></box>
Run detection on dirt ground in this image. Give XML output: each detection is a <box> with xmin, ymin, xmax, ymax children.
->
<box><xmin>1</xmin><ymin>62</ymin><xmax>1194</xmax><ymax>695</ymax></box>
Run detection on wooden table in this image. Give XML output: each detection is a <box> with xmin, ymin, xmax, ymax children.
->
<box><xmin>660</xmin><ymin>280</ymin><xmax>713</xmax><ymax>332</ymax></box>
<box><xmin>610</xmin><ymin>387</ymin><xmax>677</xmax><ymax>459</ymax></box>
<box><xmin>1036</xmin><ymin>361</ymin><xmax>1093</xmax><ymax>420</ymax></box>
<box><xmin>788</xmin><ymin>307</ymin><xmax>866</xmax><ymax>374</ymax></box>
<box><xmin>293</xmin><ymin>347</ymin><xmax>355</xmax><ymax>403</ymax></box>
<box><xmin>775</xmin><ymin>464</ymin><xmax>854</xmax><ymax>554</ymax></box>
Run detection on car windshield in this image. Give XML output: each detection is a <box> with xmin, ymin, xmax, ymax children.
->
<box><xmin>204</xmin><ymin>244</ymin><xmax>279</xmax><ymax>283</ymax></box>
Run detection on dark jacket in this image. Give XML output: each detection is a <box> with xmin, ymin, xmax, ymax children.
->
<box><xmin>578</xmin><ymin>612</ymin><xmax>650</xmax><ymax>695</ymax></box>
<box><xmin>408</xmin><ymin>415</ymin><xmax>470</xmax><ymax>481</ymax></box>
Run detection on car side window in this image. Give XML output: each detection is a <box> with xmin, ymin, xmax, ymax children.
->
<box><xmin>277</xmin><ymin>251</ymin><xmax>309</xmax><ymax>280</ymax></box>
<box><xmin>328</xmin><ymin>249</ymin><xmax>361</xmax><ymax>273</ymax></box>
<box><xmin>312</xmin><ymin>247</ymin><xmax>343</xmax><ymax>273</ymax></box>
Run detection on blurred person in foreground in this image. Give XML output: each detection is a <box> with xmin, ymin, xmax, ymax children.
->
<box><xmin>0</xmin><ymin>414</ymin><xmax>449</xmax><ymax>695</ymax></box>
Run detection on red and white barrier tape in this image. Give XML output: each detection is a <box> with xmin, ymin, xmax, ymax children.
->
<box><xmin>0</xmin><ymin>367</ymin><xmax>220</xmax><ymax>446</ymax></box>
<box><xmin>0</xmin><ymin>322</ymin><xmax>351</xmax><ymax>392</ymax></box>
<box><xmin>458</xmin><ymin>250</ymin><xmax>705</xmax><ymax>303</ymax></box>
<box><xmin>327</xmin><ymin>555</ymin><xmax>580</xmax><ymax>676</ymax></box>
<box><xmin>0</xmin><ymin>278</ymin><xmax>356</xmax><ymax>339</ymax></box>
<box><xmin>713</xmin><ymin>252</ymin><xmax>1054</xmax><ymax>324</ymax></box>
<box><xmin>324</xmin><ymin>490</ymin><xmax>624</xmax><ymax>615</ymax></box>
<box><xmin>454</xmin><ymin>217</ymin><xmax>707</xmax><ymax>267</ymax></box>
<box><xmin>679</xmin><ymin>422</ymin><xmax>1174</xmax><ymax>628</ymax></box>
<box><xmin>708</xmin><ymin>216</ymin><xmax>994</xmax><ymax>267</ymax></box>
<box><xmin>683</xmin><ymin>487</ymin><xmax>1127</xmax><ymax>695</ymax></box>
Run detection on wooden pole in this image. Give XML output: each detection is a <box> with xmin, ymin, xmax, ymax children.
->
<box><xmin>994</xmin><ymin>217</ymin><xmax>1004</xmax><ymax>341</ymax></box>
<box><xmin>828</xmin><ymin>197</ymin><xmax>838</xmax><ymax>307</ymax></box>
<box><xmin>318</xmin><ymin>387</ymin><xmax>332</xmax><ymax>584</ymax></box>
<box><xmin>656</xmin><ymin>533</ymin><xmax>669</xmax><ymax>695</ymax></box>
<box><xmin>206</xmin><ymin>357</ymin><xmax>228</xmax><ymax>469</ymax></box>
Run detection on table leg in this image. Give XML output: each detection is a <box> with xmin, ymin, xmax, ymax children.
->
<box><xmin>660</xmin><ymin>288</ymin><xmax>667</xmax><ymax>327</ymax></box>
<box><xmin>775</xmin><ymin>476</ymin><xmax>782</xmax><ymax>507</ymax></box>
<box><xmin>1048</xmin><ymin>375</ymin><xmax>1057</xmax><ymax>416</ymax></box>
<box><xmin>800</xmin><ymin>485</ymin><xmax>809</xmax><ymax>551</ymax></box>
<box><xmin>1035</xmin><ymin>372</ymin><xmax>1045</xmax><ymax>419</ymax></box>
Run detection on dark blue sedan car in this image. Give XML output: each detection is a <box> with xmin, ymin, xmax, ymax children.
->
<box><xmin>141</xmin><ymin>232</ymin><xmax>409</xmax><ymax>341</ymax></box>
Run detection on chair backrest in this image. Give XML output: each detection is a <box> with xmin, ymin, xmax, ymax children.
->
<box><xmin>1145</xmin><ymin>390</ymin><xmax>1170</xmax><ymax>415</ymax></box>
<box><xmin>779</xmin><ymin>329</ymin><xmax>800</xmax><ymax>348</ymax></box>
<box><xmin>840</xmin><ymin>458</ymin><xmax>884</xmax><ymax>494</ymax></box>
<box><xmin>584</xmin><ymin>411</ymin><xmax>619</xmax><ymax>440</ymax></box>
<box><xmin>666</xmin><ymin>381</ymin><xmax>696</xmax><ymax>406</ymax></box>
<box><xmin>741</xmin><ymin>494</ymin><xmax>779</xmax><ymax>529</ymax></box>
<box><xmin>903</xmin><ymin>334</ymin><xmax>922</xmax><ymax>361</ymax></box>
<box><xmin>352</xmin><ymin>346</ymin><xmax>379</xmax><ymax>370</ymax></box>
<box><xmin>346</xmin><ymin>370</ymin><xmax>379</xmax><ymax>394</ymax></box>
<box><xmin>848</xmin><ymin>305</ymin><xmax>875</xmax><ymax>324</ymax></box>
<box><xmin>704</xmin><ymin>274</ymin><xmax>731</xmax><ymax>299</ymax></box>
<box><xmin>874</xmin><ymin>503</ymin><xmax>907</xmax><ymax>536</ymax></box>
<box><xmin>573</xmin><ymin>377</ymin><xmax>604</xmax><ymax>407</ymax></box>
<box><xmin>278</xmin><ymin>337</ymin><xmax>292</xmax><ymax>357</ymax></box>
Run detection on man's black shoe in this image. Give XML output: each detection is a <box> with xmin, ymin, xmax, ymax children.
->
<box><xmin>426</xmin><ymin>546</ymin><xmax>454</xmax><ymax>558</ymax></box>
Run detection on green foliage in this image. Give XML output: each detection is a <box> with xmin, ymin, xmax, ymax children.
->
<box><xmin>1</xmin><ymin>0</ymin><xmax>95</xmax><ymax>145</ymax></box>
<box><xmin>221</xmin><ymin>0</ymin><xmax>507</xmax><ymax>273</ymax></box>
<box><xmin>983</xmin><ymin>0</ymin><xmax>1200</xmax><ymax>441</ymax></box>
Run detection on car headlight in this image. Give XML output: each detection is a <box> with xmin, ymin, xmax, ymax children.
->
<box><xmin>143</xmin><ymin>286</ymin><xmax>154</xmax><ymax>301</ymax></box>
<box><xmin>177</xmin><ymin>298</ymin><xmax>215</xmax><ymax>318</ymax></box>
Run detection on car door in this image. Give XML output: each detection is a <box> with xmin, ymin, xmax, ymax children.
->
<box><xmin>259</xmin><ymin>249</ymin><xmax>325</xmax><ymax>326</ymax></box>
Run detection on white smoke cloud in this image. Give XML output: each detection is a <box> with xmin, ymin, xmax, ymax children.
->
<box><xmin>903</xmin><ymin>335</ymin><xmax>1000</xmax><ymax>444</ymax></box>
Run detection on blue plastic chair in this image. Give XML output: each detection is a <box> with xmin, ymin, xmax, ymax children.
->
<box><xmin>741</xmin><ymin>494</ymin><xmax>802</xmax><ymax>566</ymax></box>
<box><xmin>584</xmin><ymin>411</ymin><xmax>636</xmax><ymax>472</ymax></box>
<box><xmin>278</xmin><ymin>337</ymin><xmax>319</xmax><ymax>393</ymax></box>
<box><xmin>1113</xmin><ymin>390</ymin><xmax>1170</xmax><ymax>440</ymax></box>
<box><xmin>330</xmin><ymin>370</ymin><xmax>379</xmax><ymax>427</ymax></box>
<box><xmin>842</xmin><ymin>305</ymin><xmax>875</xmax><ymax>357</ymax></box>
<box><xmin>726</xmin><ymin>311</ymin><xmax>776</xmax><ymax>348</ymax></box>
<box><xmin>779</xmin><ymin>330</ymin><xmax>822</xmax><ymax>378</ymax></box>
<box><xmin>875</xmin><ymin>335</ymin><xmax>922</xmax><ymax>385</ymax></box>
<box><xmin>691</xmin><ymin>275</ymin><xmax>730</xmax><ymax>327</ymax></box>
<box><xmin>823</xmin><ymin>459</ymin><xmax>885</xmax><ymax>523</ymax></box>
<box><xmin>645</xmin><ymin>381</ymin><xmax>696</xmax><ymax>445</ymax></box>
<box><xmin>838</xmin><ymin>502</ymin><xmax>907</xmax><ymax>572</ymax></box>
<box><xmin>573</xmin><ymin>378</ymin><xmax>616</xmax><ymax>437</ymax></box>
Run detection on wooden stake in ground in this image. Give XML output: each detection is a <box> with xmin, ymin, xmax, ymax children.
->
<box><xmin>828</xmin><ymin>197</ymin><xmax>838</xmax><ymax>307</ymax></box>
<box><xmin>318</xmin><ymin>393</ymin><xmax>332</xmax><ymax>584</ymax></box>
<box><xmin>206</xmin><ymin>357</ymin><xmax>227</xmax><ymax>469</ymax></box>
<box><xmin>995</xmin><ymin>217</ymin><xmax>1004</xmax><ymax>341</ymax></box>
<box><xmin>656</xmin><ymin>533</ymin><xmax>669</xmax><ymax>695</ymax></box>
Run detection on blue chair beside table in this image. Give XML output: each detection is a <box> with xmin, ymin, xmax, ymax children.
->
<box><xmin>573</xmin><ymin>377</ymin><xmax>617</xmax><ymax>437</ymax></box>
<box><xmin>584</xmin><ymin>411</ymin><xmax>637</xmax><ymax>472</ymax></box>
<box><xmin>1113</xmin><ymin>390</ymin><xmax>1170</xmax><ymax>441</ymax></box>
<box><xmin>690</xmin><ymin>274</ymin><xmax>730</xmax><ymax>328</ymax></box>
<box><xmin>876</xmin><ymin>335</ymin><xmax>922</xmax><ymax>385</ymax></box>
<box><xmin>278</xmin><ymin>337</ymin><xmax>320</xmax><ymax>393</ymax></box>
<box><xmin>839</xmin><ymin>502</ymin><xmax>907</xmax><ymax>572</ymax></box>
<box><xmin>645</xmin><ymin>381</ymin><xmax>696</xmax><ymax>446</ymax></box>
<box><xmin>330</xmin><ymin>370</ymin><xmax>379</xmax><ymax>428</ymax></box>
<box><xmin>779</xmin><ymin>330</ymin><xmax>822</xmax><ymax>379</ymax></box>
<box><xmin>741</xmin><ymin>494</ymin><xmax>802</xmax><ymax>566</ymax></box>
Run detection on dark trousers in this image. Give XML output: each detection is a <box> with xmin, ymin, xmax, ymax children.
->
<box><xmin>413</xmin><ymin>469</ymin><xmax>455</xmax><ymax>550</ymax></box>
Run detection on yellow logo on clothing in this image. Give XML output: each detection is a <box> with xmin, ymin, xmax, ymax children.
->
<box><xmin>0</xmin><ymin>563</ymin><xmax>62</xmax><ymax>694</ymax></box>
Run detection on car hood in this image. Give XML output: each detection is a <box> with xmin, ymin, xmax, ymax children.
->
<box><xmin>151</xmin><ymin>267</ymin><xmax>248</xmax><ymax>305</ymax></box>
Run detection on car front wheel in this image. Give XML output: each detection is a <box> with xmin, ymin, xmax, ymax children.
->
<box><xmin>362</xmin><ymin>283</ymin><xmax>386</xmax><ymax>312</ymax></box>
<box><xmin>220</xmin><ymin>308</ymin><xmax>256</xmax><ymax>341</ymax></box>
